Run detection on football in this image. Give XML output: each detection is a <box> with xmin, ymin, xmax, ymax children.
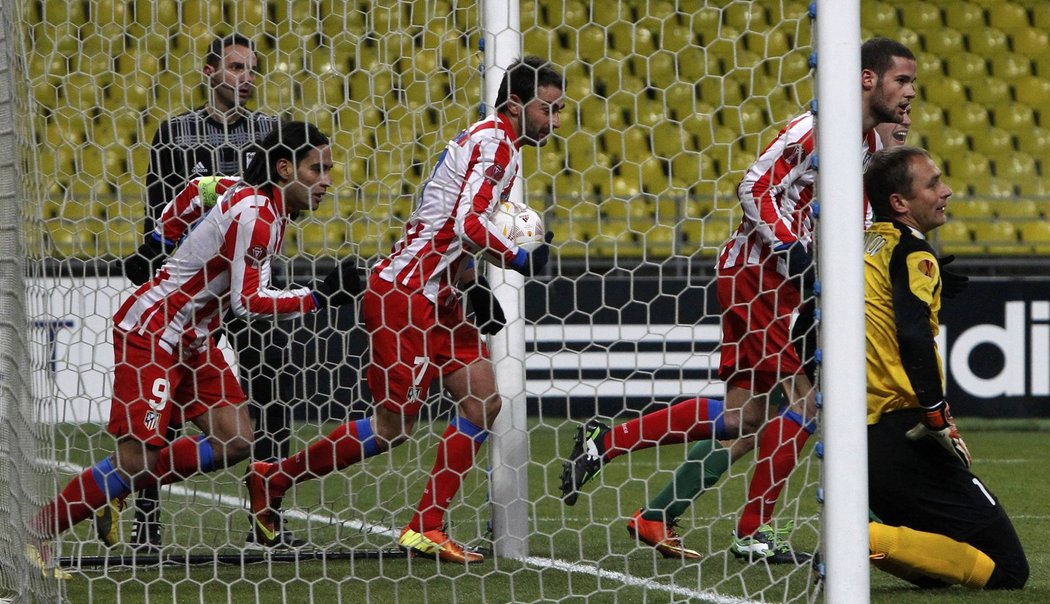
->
<box><xmin>491</xmin><ymin>201</ymin><xmax>544</xmax><ymax>252</ymax></box>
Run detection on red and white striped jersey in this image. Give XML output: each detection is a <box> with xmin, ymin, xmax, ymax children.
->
<box><xmin>374</xmin><ymin>113</ymin><xmax>523</xmax><ymax>303</ymax></box>
<box><xmin>115</xmin><ymin>182</ymin><xmax>320</xmax><ymax>353</ymax></box>
<box><xmin>153</xmin><ymin>175</ymin><xmax>242</xmax><ymax>245</ymax></box>
<box><xmin>717</xmin><ymin>111</ymin><xmax>882</xmax><ymax>275</ymax></box>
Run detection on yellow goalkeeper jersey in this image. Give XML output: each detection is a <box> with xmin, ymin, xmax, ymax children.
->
<box><xmin>864</xmin><ymin>220</ymin><xmax>944</xmax><ymax>425</ymax></box>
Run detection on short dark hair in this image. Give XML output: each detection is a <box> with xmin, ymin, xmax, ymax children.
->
<box><xmin>242</xmin><ymin>121</ymin><xmax>330</xmax><ymax>187</ymax></box>
<box><xmin>861</xmin><ymin>37</ymin><xmax>915</xmax><ymax>77</ymax></box>
<box><xmin>864</xmin><ymin>146</ymin><xmax>931</xmax><ymax>219</ymax></box>
<box><xmin>494</xmin><ymin>56</ymin><xmax>564</xmax><ymax>111</ymax></box>
<box><xmin>206</xmin><ymin>34</ymin><xmax>256</xmax><ymax>68</ymax></box>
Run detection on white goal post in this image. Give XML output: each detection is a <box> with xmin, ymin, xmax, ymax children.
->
<box><xmin>0</xmin><ymin>0</ymin><xmax>875</xmax><ymax>602</ymax></box>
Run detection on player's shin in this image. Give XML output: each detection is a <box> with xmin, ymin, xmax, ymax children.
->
<box><xmin>869</xmin><ymin>522</ymin><xmax>995</xmax><ymax>589</ymax></box>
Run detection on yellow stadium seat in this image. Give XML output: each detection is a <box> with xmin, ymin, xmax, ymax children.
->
<box><xmin>898</xmin><ymin>1</ymin><xmax>943</xmax><ymax>31</ymax></box>
<box><xmin>934</xmin><ymin>220</ymin><xmax>976</xmax><ymax>256</ymax></box>
<box><xmin>972</xmin><ymin>176</ymin><xmax>1018</xmax><ymax>199</ymax></box>
<box><xmin>862</xmin><ymin>1</ymin><xmax>898</xmax><ymax>31</ymax></box>
<box><xmin>922</xmin><ymin>27</ymin><xmax>965</xmax><ymax>55</ymax></box>
<box><xmin>973</xmin><ymin>220</ymin><xmax>1022</xmax><ymax>254</ymax></box>
<box><xmin>988</xmin><ymin>199</ymin><xmax>1038</xmax><ymax>220</ymax></box>
<box><xmin>994</xmin><ymin>103</ymin><xmax>1036</xmax><ymax>133</ymax></box>
<box><xmin>970</xmin><ymin>127</ymin><xmax>1014</xmax><ymax>156</ymax></box>
<box><xmin>995</xmin><ymin>151</ymin><xmax>1038</xmax><ymax>183</ymax></box>
<box><xmin>988</xmin><ymin>2</ymin><xmax>1029</xmax><ymax>32</ymax></box>
<box><xmin>47</xmin><ymin>219</ymin><xmax>97</xmax><ymax>259</ymax></box>
<box><xmin>921</xmin><ymin>75</ymin><xmax>964</xmax><ymax>102</ymax></box>
<box><xmin>966</xmin><ymin>76</ymin><xmax>1011</xmax><ymax>106</ymax></box>
<box><xmin>990</xmin><ymin>52</ymin><xmax>1033</xmax><ymax>82</ymax></box>
<box><xmin>1011</xmin><ymin>27</ymin><xmax>1050</xmax><ymax>60</ymax></box>
<box><xmin>967</xmin><ymin>26</ymin><xmax>1010</xmax><ymax>56</ymax></box>
<box><xmin>1014</xmin><ymin>75</ymin><xmax>1050</xmax><ymax>110</ymax></box>
<box><xmin>947</xmin><ymin>198</ymin><xmax>991</xmax><ymax>221</ymax></box>
<box><xmin>944</xmin><ymin>52</ymin><xmax>988</xmax><ymax>83</ymax></box>
<box><xmin>943</xmin><ymin>2</ymin><xmax>985</xmax><ymax>31</ymax></box>
<box><xmin>946</xmin><ymin>101</ymin><xmax>989</xmax><ymax>135</ymax></box>
<box><xmin>947</xmin><ymin>149</ymin><xmax>990</xmax><ymax>177</ymax></box>
<box><xmin>1020</xmin><ymin>222</ymin><xmax>1050</xmax><ymax>255</ymax></box>
<box><xmin>1017</xmin><ymin>125</ymin><xmax>1050</xmax><ymax>156</ymax></box>
<box><xmin>924</xmin><ymin>126</ymin><xmax>968</xmax><ymax>159</ymax></box>
<box><xmin>1034</xmin><ymin>2</ymin><xmax>1050</xmax><ymax>29</ymax></box>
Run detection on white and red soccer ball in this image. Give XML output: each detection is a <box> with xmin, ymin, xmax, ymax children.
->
<box><xmin>491</xmin><ymin>201</ymin><xmax>544</xmax><ymax>252</ymax></box>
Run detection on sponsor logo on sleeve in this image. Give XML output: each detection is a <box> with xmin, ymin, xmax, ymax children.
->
<box><xmin>484</xmin><ymin>163</ymin><xmax>506</xmax><ymax>184</ymax></box>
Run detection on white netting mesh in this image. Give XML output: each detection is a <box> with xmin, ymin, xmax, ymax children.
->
<box><xmin>9</xmin><ymin>1</ymin><xmax>826</xmax><ymax>602</ymax></box>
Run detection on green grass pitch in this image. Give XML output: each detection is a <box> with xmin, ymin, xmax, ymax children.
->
<box><xmin>37</xmin><ymin>418</ymin><xmax>1050</xmax><ymax>603</ymax></box>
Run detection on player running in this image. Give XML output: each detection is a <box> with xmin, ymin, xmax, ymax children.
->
<box><xmin>243</xmin><ymin>57</ymin><xmax>563</xmax><ymax>564</ymax></box>
<box><xmin>560</xmin><ymin>38</ymin><xmax>917</xmax><ymax>564</ymax></box>
<box><xmin>28</xmin><ymin>122</ymin><xmax>359</xmax><ymax>577</ymax></box>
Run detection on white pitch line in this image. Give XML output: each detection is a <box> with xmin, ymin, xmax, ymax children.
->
<box><xmin>49</xmin><ymin>459</ymin><xmax>763</xmax><ymax>603</ymax></box>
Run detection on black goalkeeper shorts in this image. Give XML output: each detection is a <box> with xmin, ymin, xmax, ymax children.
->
<box><xmin>868</xmin><ymin>408</ymin><xmax>1028</xmax><ymax>588</ymax></box>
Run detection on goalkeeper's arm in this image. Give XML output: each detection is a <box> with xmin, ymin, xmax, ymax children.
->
<box><xmin>123</xmin><ymin>232</ymin><xmax>176</xmax><ymax>286</ymax></box>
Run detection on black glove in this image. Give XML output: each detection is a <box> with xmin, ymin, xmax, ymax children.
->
<box><xmin>507</xmin><ymin>231</ymin><xmax>554</xmax><ymax>276</ymax></box>
<box><xmin>775</xmin><ymin>241</ymin><xmax>814</xmax><ymax>290</ymax></box>
<box><xmin>315</xmin><ymin>258</ymin><xmax>363</xmax><ymax>307</ymax></box>
<box><xmin>123</xmin><ymin>237</ymin><xmax>166</xmax><ymax>285</ymax></box>
<box><xmin>461</xmin><ymin>275</ymin><xmax>506</xmax><ymax>335</ymax></box>
<box><xmin>937</xmin><ymin>254</ymin><xmax>969</xmax><ymax>299</ymax></box>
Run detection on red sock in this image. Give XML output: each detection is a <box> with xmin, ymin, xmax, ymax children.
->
<box><xmin>269</xmin><ymin>418</ymin><xmax>376</xmax><ymax>495</ymax></box>
<box><xmin>605</xmin><ymin>397</ymin><xmax>723</xmax><ymax>461</ymax></box>
<box><xmin>34</xmin><ymin>468</ymin><xmax>108</xmax><ymax>538</ymax></box>
<box><xmin>150</xmin><ymin>435</ymin><xmax>217</xmax><ymax>487</ymax></box>
<box><xmin>737</xmin><ymin>415</ymin><xmax>811</xmax><ymax>537</ymax></box>
<box><xmin>409</xmin><ymin>422</ymin><xmax>484</xmax><ymax>533</ymax></box>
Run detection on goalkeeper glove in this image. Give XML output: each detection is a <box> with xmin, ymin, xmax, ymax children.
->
<box><xmin>461</xmin><ymin>275</ymin><xmax>506</xmax><ymax>335</ymax></box>
<box><xmin>936</xmin><ymin>254</ymin><xmax>969</xmax><ymax>299</ymax></box>
<box><xmin>314</xmin><ymin>258</ymin><xmax>363</xmax><ymax>308</ymax></box>
<box><xmin>774</xmin><ymin>241</ymin><xmax>814</xmax><ymax>290</ymax></box>
<box><xmin>508</xmin><ymin>231</ymin><xmax>554</xmax><ymax>276</ymax></box>
<box><xmin>123</xmin><ymin>236</ymin><xmax>168</xmax><ymax>286</ymax></box>
<box><xmin>905</xmin><ymin>401</ymin><xmax>972</xmax><ymax>468</ymax></box>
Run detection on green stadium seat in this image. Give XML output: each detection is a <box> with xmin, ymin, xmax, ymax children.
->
<box><xmin>987</xmin><ymin>2</ymin><xmax>1030</xmax><ymax>32</ymax></box>
<box><xmin>922</xmin><ymin>27</ymin><xmax>965</xmax><ymax>55</ymax></box>
<box><xmin>1034</xmin><ymin>2</ymin><xmax>1050</xmax><ymax>29</ymax></box>
<box><xmin>898</xmin><ymin>1</ymin><xmax>943</xmax><ymax>32</ymax></box>
<box><xmin>924</xmin><ymin>126</ymin><xmax>968</xmax><ymax>159</ymax></box>
<box><xmin>943</xmin><ymin>2</ymin><xmax>985</xmax><ymax>31</ymax></box>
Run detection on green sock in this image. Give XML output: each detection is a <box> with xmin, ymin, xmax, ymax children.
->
<box><xmin>641</xmin><ymin>440</ymin><xmax>730</xmax><ymax>522</ymax></box>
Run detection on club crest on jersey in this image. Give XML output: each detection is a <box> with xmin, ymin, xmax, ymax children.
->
<box><xmin>144</xmin><ymin>411</ymin><xmax>159</xmax><ymax>431</ymax></box>
<box><xmin>918</xmin><ymin>258</ymin><xmax>935</xmax><ymax>277</ymax></box>
<box><xmin>484</xmin><ymin>163</ymin><xmax>505</xmax><ymax>184</ymax></box>
<box><xmin>245</xmin><ymin>244</ymin><xmax>266</xmax><ymax>267</ymax></box>
<box><xmin>784</xmin><ymin>143</ymin><xmax>806</xmax><ymax>167</ymax></box>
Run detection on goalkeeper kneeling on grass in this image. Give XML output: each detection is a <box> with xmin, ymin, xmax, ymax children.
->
<box><xmin>862</xmin><ymin>146</ymin><xmax>1027</xmax><ymax>590</ymax></box>
<box><xmin>27</xmin><ymin>122</ymin><xmax>361</xmax><ymax>579</ymax></box>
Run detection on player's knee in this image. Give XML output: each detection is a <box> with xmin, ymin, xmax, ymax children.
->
<box><xmin>222</xmin><ymin>435</ymin><xmax>253</xmax><ymax>464</ymax></box>
<box><xmin>373</xmin><ymin>411</ymin><xmax>414</xmax><ymax>447</ymax></box>
<box><xmin>987</xmin><ymin>553</ymin><xmax>1029</xmax><ymax>590</ymax></box>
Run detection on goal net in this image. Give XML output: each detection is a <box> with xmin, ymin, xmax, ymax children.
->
<box><xmin>3</xmin><ymin>0</ymin><xmax>826</xmax><ymax>602</ymax></box>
